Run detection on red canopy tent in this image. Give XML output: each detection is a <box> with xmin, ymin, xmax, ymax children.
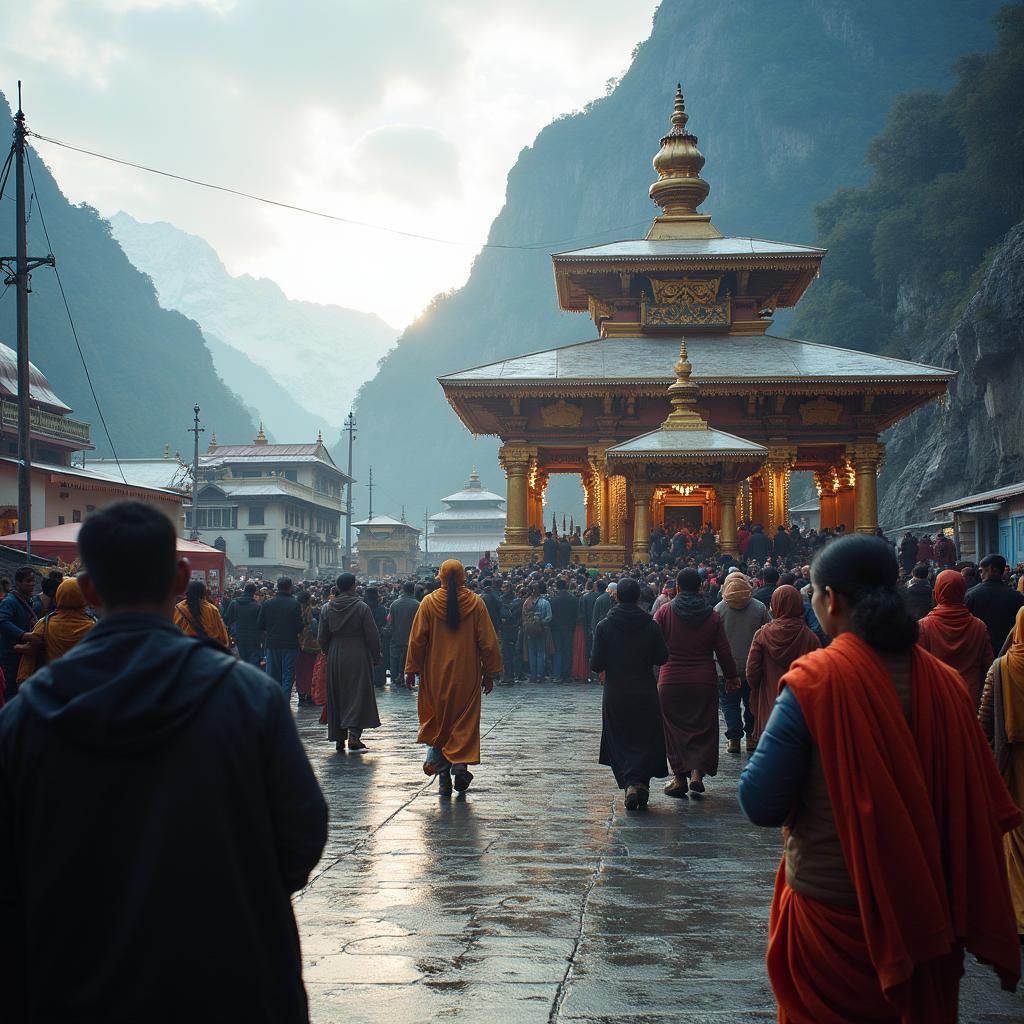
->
<box><xmin>0</xmin><ymin>524</ymin><xmax>226</xmax><ymax>593</ymax></box>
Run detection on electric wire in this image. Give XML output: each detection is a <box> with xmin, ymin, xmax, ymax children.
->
<box><xmin>29</xmin><ymin>131</ymin><xmax>649</xmax><ymax>251</ymax></box>
<box><xmin>24</xmin><ymin>148</ymin><xmax>128</xmax><ymax>484</ymax></box>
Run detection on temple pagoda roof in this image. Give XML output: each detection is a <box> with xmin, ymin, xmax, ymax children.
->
<box><xmin>554</xmin><ymin>238</ymin><xmax>825</xmax><ymax>262</ymax></box>
<box><xmin>605</xmin><ymin>427</ymin><xmax>767</xmax><ymax>458</ymax></box>
<box><xmin>439</xmin><ymin>333</ymin><xmax>955</xmax><ymax>388</ymax></box>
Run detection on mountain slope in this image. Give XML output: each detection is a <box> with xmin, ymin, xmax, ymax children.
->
<box><xmin>109</xmin><ymin>213</ymin><xmax>398</xmax><ymax>433</ymax></box>
<box><xmin>349</xmin><ymin>0</ymin><xmax>1005</xmax><ymax>517</ymax></box>
<box><xmin>0</xmin><ymin>93</ymin><xmax>256</xmax><ymax>457</ymax></box>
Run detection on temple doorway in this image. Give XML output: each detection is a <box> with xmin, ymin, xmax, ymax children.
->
<box><xmin>664</xmin><ymin>506</ymin><xmax>703</xmax><ymax>534</ymax></box>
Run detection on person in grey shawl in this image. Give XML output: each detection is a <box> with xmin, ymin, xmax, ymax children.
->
<box><xmin>318</xmin><ymin>573</ymin><xmax>381</xmax><ymax>752</ymax></box>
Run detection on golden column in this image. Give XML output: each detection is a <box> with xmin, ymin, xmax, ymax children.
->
<box><xmin>718</xmin><ymin>482</ymin><xmax>739</xmax><ymax>555</ymax></box>
<box><xmin>631</xmin><ymin>483</ymin><xmax>653</xmax><ymax>563</ymax></box>
<box><xmin>766</xmin><ymin>445</ymin><xmax>797</xmax><ymax>530</ymax></box>
<box><xmin>851</xmin><ymin>440</ymin><xmax>885</xmax><ymax>534</ymax></box>
<box><xmin>498</xmin><ymin>445</ymin><xmax>532</xmax><ymax>545</ymax></box>
<box><xmin>588</xmin><ymin>445</ymin><xmax>609</xmax><ymax>539</ymax></box>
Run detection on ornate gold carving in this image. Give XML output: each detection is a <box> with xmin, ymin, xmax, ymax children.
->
<box><xmin>799</xmin><ymin>397</ymin><xmax>844</xmax><ymax>426</ymax></box>
<box><xmin>497</xmin><ymin>445</ymin><xmax>534</xmax><ymax>472</ymax></box>
<box><xmin>641</xmin><ymin>288</ymin><xmax>729</xmax><ymax>327</ymax></box>
<box><xmin>650</xmin><ymin>277</ymin><xmax>720</xmax><ymax>306</ymax></box>
<box><xmin>540</xmin><ymin>399</ymin><xmax>584</xmax><ymax>429</ymax></box>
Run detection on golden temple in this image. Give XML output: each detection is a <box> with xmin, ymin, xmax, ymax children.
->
<box><xmin>439</xmin><ymin>86</ymin><xmax>954</xmax><ymax>568</ymax></box>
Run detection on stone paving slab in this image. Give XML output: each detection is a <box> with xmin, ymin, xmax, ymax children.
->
<box><xmin>293</xmin><ymin>682</ymin><xmax>1024</xmax><ymax>1022</ymax></box>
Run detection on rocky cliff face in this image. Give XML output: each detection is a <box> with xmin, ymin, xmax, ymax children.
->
<box><xmin>878</xmin><ymin>220</ymin><xmax>1024</xmax><ymax>526</ymax></box>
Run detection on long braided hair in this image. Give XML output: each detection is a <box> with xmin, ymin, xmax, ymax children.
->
<box><xmin>184</xmin><ymin>579</ymin><xmax>211</xmax><ymax>642</ymax></box>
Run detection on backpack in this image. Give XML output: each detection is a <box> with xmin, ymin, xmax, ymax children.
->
<box><xmin>523</xmin><ymin>598</ymin><xmax>545</xmax><ymax>637</ymax></box>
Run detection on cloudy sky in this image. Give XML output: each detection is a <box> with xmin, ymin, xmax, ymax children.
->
<box><xmin>0</xmin><ymin>0</ymin><xmax>659</xmax><ymax>327</ymax></box>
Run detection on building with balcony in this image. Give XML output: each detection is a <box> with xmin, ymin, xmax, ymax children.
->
<box><xmin>427</xmin><ymin>468</ymin><xmax>506</xmax><ymax>566</ymax></box>
<box><xmin>0</xmin><ymin>343</ymin><xmax>186</xmax><ymax>535</ymax></box>
<box><xmin>186</xmin><ymin>427</ymin><xmax>349</xmax><ymax>579</ymax></box>
<box><xmin>353</xmin><ymin>515</ymin><xmax>421</xmax><ymax>577</ymax></box>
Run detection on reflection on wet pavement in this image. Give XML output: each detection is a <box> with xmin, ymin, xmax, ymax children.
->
<box><xmin>293</xmin><ymin>683</ymin><xmax>1024</xmax><ymax>1023</ymax></box>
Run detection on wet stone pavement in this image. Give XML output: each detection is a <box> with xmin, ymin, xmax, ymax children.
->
<box><xmin>291</xmin><ymin>681</ymin><xmax>1024</xmax><ymax>1024</ymax></box>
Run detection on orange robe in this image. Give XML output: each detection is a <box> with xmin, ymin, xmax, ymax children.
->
<box><xmin>405</xmin><ymin>561</ymin><xmax>501</xmax><ymax>766</ymax></box>
<box><xmin>769</xmin><ymin>633</ymin><xmax>1020</xmax><ymax>1024</ymax></box>
<box><xmin>173</xmin><ymin>599</ymin><xmax>230</xmax><ymax>649</ymax></box>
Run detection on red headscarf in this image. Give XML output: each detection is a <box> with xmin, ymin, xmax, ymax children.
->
<box><xmin>918</xmin><ymin>570</ymin><xmax>993</xmax><ymax>708</ymax></box>
<box><xmin>758</xmin><ymin>585</ymin><xmax>819</xmax><ymax>664</ymax></box>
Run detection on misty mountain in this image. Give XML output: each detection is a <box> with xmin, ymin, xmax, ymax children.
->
<box><xmin>109</xmin><ymin>212</ymin><xmax>397</xmax><ymax>437</ymax></box>
<box><xmin>348</xmin><ymin>0</ymin><xmax>1004</xmax><ymax>519</ymax></box>
<box><xmin>0</xmin><ymin>92</ymin><xmax>257</xmax><ymax>458</ymax></box>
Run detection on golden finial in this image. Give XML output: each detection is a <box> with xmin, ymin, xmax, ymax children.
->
<box><xmin>254</xmin><ymin>422</ymin><xmax>268</xmax><ymax>446</ymax></box>
<box><xmin>662</xmin><ymin>337</ymin><xmax>708</xmax><ymax>431</ymax></box>
<box><xmin>207</xmin><ymin>432</ymin><xmax>218</xmax><ymax>454</ymax></box>
<box><xmin>646</xmin><ymin>84</ymin><xmax>720</xmax><ymax>240</ymax></box>
<box><xmin>670</xmin><ymin>83</ymin><xmax>688</xmax><ymax>133</ymax></box>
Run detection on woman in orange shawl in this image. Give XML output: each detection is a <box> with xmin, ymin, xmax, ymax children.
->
<box><xmin>739</xmin><ymin>535</ymin><xmax>1020</xmax><ymax>1023</ymax></box>
<box><xmin>15</xmin><ymin>578</ymin><xmax>96</xmax><ymax>683</ymax></box>
<box><xmin>918</xmin><ymin>569</ymin><xmax>993</xmax><ymax>709</ymax></box>
<box><xmin>979</xmin><ymin>606</ymin><xmax>1024</xmax><ymax>938</ymax></box>
<box><xmin>173</xmin><ymin>579</ymin><xmax>230</xmax><ymax>649</ymax></box>
<box><xmin>745</xmin><ymin>585</ymin><xmax>820</xmax><ymax>748</ymax></box>
<box><xmin>404</xmin><ymin>560</ymin><xmax>501</xmax><ymax>796</ymax></box>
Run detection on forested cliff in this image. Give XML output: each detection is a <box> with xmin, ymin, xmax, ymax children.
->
<box><xmin>348</xmin><ymin>0</ymin><xmax>1005</xmax><ymax>517</ymax></box>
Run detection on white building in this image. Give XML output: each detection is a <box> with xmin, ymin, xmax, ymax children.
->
<box><xmin>427</xmin><ymin>469</ymin><xmax>506</xmax><ymax>566</ymax></box>
<box><xmin>186</xmin><ymin>427</ymin><xmax>349</xmax><ymax>579</ymax></box>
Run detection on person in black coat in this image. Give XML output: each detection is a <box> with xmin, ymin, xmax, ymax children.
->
<box><xmin>542</xmin><ymin>531</ymin><xmax>558</xmax><ymax>567</ymax></box>
<box><xmin>257</xmin><ymin>578</ymin><xmax>304</xmax><ymax>697</ymax></box>
<box><xmin>225</xmin><ymin>581</ymin><xmax>264</xmax><ymax>665</ymax></box>
<box><xmin>0</xmin><ymin>565</ymin><xmax>37</xmax><ymax>700</ymax></box>
<box><xmin>590</xmin><ymin>577</ymin><xmax>669</xmax><ymax>810</ymax></box>
<box><xmin>966</xmin><ymin>553</ymin><xmax>1024</xmax><ymax>653</ymax></box>
<box><xmin>746</xmin><ymin>525</ymin><xmax>772</xmax><ymax>564</ymax></box>
<box><xmin>752</xmin><ymin>567</ymin><xmax>779</xmax><ymax>608</ymax></box>
<box><xmin>903</xmin><ymin>563</ymin><xmax>935</xmax><ymax>620</ymax></box>
<box><xmin>548</xmin><ymin>577</ymin><xmax>579</xmax><ymax>682</ymax></box>
<box><xmin>0</xmin><ymin>501</ymin><xmax>327</xmax><ymax>1024</ymax></box>
<box><xmin>500</xmin><ymin>587</ymin><xmax>524</xmax><ymax>683</ymax></box>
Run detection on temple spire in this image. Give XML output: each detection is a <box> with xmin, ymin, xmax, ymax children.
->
<box><xmin>254</xmin><ymin>422</ymin><xmax>268</xmax><ymax>446</ymax></box>
<box><xmin>646</xmin><ymin>84</ymin><xmax>720</xmax><ymax>241</ymax></box>
<box><xmin>661</xmin><ymin>338</ymin><xmax>709</xmax><ymax>431</ymax></box>
<box><xmin>207</xmin><ymin>432</ymin><xmax>218</xmax><ymax>454</ymax></box>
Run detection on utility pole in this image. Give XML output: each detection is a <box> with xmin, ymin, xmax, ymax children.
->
<box><xmin>423</xmin><ymin>507</ymin><xmax>429</xmax><ymax>556</ymax></box>
<box><xmin>343</xmin><ymin>411</ymin><xmax>356</xmax><ymax>568</ymax></box>
<box><xmin>1</xmin><ymin>84</ymin><xmax>55</xmax><ymax>559</ymax></box>
<box><xmin>367</xmin><ymin>465</ymin><xmax>374</xmax><ymax>521</ymax></box>
<box><xmin>188</xmin><ymin>404</ymin><xmax>204</xmax><ymax>540</ymax></box>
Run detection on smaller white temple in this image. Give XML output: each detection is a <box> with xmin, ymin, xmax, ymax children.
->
<box><xmin>427</xmin><ymin>469</ymin><xmax>507</xmax><ymax>566</ymax></box>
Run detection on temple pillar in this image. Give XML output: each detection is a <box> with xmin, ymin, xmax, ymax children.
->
<box><xmin>718</xmin><ymin>483</ymin><xmax>739</xmax><ymax>556</ymax></box>
<box><xmin>750</xmin><ymin>471</ymin><xmax>770</xmax><ymax>527</ymax></box>
<box><xmin>631</xmin><ymin>483</ymin><xmax>653</xmax><ymax>563</ymax></box>
<box><xmin>836</xmin><ymin>486</ymin><xmax>856</xmax><ymax>533</ymax></box>
<box><xmin>608</xmin><ymin>475</ymin><xmax>625</xmax><ymax>545</ymax></box>
<box><xmin>766</xmin><ymin>445</ymin><xmax>796</xmax><ymax>530</ymax></box>
<box><xmin>851</xmin><ymin>440</ymin><xmax>884</xmax><ymax>534</ymax></box>
<box><xmin>498</xmin><ymin>445</ymin><xmax>532</xmax><ymax>545</ymax></box>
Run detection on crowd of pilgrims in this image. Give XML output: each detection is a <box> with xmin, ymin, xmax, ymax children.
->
<box><xmin>1</xmin><ymin>501</ymin><xmax>1023</xmax><ymax>1021</ymax></box>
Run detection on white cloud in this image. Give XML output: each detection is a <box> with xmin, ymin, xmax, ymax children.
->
<box><xmin>0</xmin><ymin>0</ymin><xmax>660</xmax><ymax>325</ymax></box>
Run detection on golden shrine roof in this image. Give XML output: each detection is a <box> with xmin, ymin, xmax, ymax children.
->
<box><xmin>439</xmin><ymin>334</ymin><xmax>955</xmax><ymax>387</ymax></box>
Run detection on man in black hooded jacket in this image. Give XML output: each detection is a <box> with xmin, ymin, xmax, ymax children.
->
<box><xmin>0</xmin><ymin>502</ymin><xmax>328</xmax><ymax>1023</ymax></box>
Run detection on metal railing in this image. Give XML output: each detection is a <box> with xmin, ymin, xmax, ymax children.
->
<box><xmin>1</xmin><ymin>400</ymin><xmax>91</xmax><ymax>445</ymax></box>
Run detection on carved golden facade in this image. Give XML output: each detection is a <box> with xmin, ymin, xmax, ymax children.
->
<box><xmin>438</xmin><ymin>86</ymin><xmax>954</xmax><ymax>568</ymax></box>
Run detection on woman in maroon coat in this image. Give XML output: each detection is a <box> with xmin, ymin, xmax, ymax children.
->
<box><xmin>654</xmin><ymin>568</ymin><xmax>739</xmax><ymax>798</ymax></box>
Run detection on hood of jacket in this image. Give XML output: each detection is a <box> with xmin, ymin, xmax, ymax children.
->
<box><xmin>17</xmin><ymin>614</ymin><xmax>237</xmax><ymax>753</ymax></box>
<box><xmin>604</xmin><ymin>602</ymin><xmax>653</xmax><ymax>632</ymax></box>
<box><xmin>323</xmin><ymin>592</ymin><xmax>367</xmax><ymax>631</ymax></box>
<box><xmin>670</xmin><ymin>591</ymin><xmax>712</xmax><ymax>626</ymax></box>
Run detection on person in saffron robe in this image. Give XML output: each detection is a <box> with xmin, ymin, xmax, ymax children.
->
<box><xmin>979</xmin><ymin>606</ymin><xmax>1024</xmax><ymax>939</ymax></box>
<box><xmin>918</xmin><ymin>569</ymin><xmax>993</xmax><ymax>709</ymax></box>
<box><xmin>739</xmin><ymin>535</ymin><xmax>1020</xmax><ymax>1024</ymax></box>
<box><xmin>15</xmin><ymin>578</ymin><xmax>96</xmax><ymax>683</ymax></box>
<box><xmin>654</xmin><ymin>568</ymin><xmax>739</xmax><ymax>798</ymax></box>
<box><xmin>405</xmin><ymin>559</ymin><xmax>501</xmax><ymax>796</ymax></box>
<box><xmin>745</xmin><ymin>585</ymin><xmax>820</xmax><ymax>749</ymax></box>
<box><xmin>591</xmin><ymin>577</ymin><xmax>669</xmax><ymax>810</ymax></box>
<box><xmin>173</xmin><ymin>579</ymin><xmax>230</xmax><ymax>648</ymax></box>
